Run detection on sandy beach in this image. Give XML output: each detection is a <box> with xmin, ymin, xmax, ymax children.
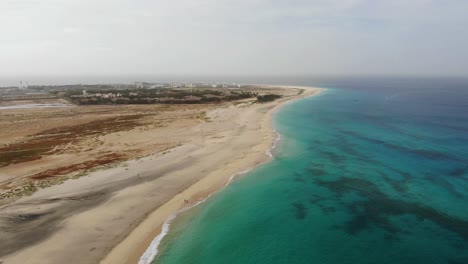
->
<box><xmin>0</xmin><ymin>86</ymin><xmax>322</xmax><ymax>264</ymax></box>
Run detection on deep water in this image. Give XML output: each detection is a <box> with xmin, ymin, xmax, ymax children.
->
<box><xmin>154</xmin><ymin>80</ymin><xmax>468</xmax><ymax>264</ymax></box>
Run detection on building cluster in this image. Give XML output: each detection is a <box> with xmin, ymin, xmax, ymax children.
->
<box><xmin>19</xmin><ymin>81</ymin><xmax>29</xmax><ymax>89</ymax></box>
<box><xmin>0</xmin><ymin>81</ymin><xmax>245</xmax><ymax>103</ymax></box>
<box><xmin>170</xmin><ymin>82</ymin><xmax>241</xmax><ymax>89</ymax></box>
<box><xmin>71</xmin><ymin>90</ymin><xmax>123</xmax><ymax>99</ymax></box>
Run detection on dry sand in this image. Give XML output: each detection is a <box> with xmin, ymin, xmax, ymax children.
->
<box><xmin>0</xmin><ymin>86</ymin><xmax>322</xmax><ymax>264</ymax></box>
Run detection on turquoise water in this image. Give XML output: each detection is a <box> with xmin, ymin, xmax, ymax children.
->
<box><xmin>154</xmin><ymin>84</ymin><xmax>468</xmax><ymax>264</ymax></box>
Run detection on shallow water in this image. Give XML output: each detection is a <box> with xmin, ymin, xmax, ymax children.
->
<box><xmin>153</xmin><ymin>81</ymin><xmax>468</xmax><ymax>264</ymax></box>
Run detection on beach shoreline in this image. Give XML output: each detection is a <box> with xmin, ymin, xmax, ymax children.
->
<box><xmin>101</xmin><ymin>86</ymin><xmax>323</xmax><ymax>264</ymax></box>
<box><xmin>0</xmin><ymin>85</ymin><xmax>323</xmax><ymax>264</ymax></box>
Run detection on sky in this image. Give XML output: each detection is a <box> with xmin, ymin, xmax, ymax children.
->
<box><xmin>1</xmin><ymin>0</ymin><xmax>468</xmax><ymax>78</ymax></box>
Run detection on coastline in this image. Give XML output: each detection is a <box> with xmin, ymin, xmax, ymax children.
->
<box><xmin>0</xmin><ymin>86</ymin><xmax>323</xmax><ymax>264</ymax></box>
<box><xmin>101</xmin><ymin>86</ymin><xmax>324</xmax><ymax>264</ymax></box>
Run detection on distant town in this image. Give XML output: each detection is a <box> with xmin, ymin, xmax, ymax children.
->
<box><xmin>0</xmin><ymin>81</ymin><xmax>282</xmax><ymax>105</ymax></box>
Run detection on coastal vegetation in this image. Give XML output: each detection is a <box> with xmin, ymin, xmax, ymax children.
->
<box><xmin>60</xmin><ymin>89</ymin><xmax>258</xmax><ymax>105</ymax></box>
<box><xmin>257</xmin><ymin>94</ymin><xmax>282</xmax><ymax>103</ymax></box>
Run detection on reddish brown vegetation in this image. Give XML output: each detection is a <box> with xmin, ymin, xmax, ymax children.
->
<box><xmin>29</xmin><ymin>153</ymin><xmax>127</xmax><ymax>180</ymax></box>
<box><xmin>0</xmin><ymin>115</ymin><xmax>145</xmax><ymax>167</ymax></box>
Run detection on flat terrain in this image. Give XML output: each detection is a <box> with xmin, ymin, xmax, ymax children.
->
<box><xmin>0</xmin><ymin>102</ymin><xmax>212</xmax><ymax>201</ymax></box>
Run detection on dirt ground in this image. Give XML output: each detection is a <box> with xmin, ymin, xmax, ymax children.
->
<box><xmin>0</xmin><ymin>102</ymin><xmax>216</xmax><ymax>201</ymax></box>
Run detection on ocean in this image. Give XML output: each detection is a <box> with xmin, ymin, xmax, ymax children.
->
<box><xmin>150</xmin><ymin>77</ymin><xmax>468</xmax><ymax>264</ymax></box>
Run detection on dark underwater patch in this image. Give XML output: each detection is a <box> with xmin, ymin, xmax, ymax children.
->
<box><xmin>312</xmin><ymin>139</ymin><xmax>323</xmax><ymax>145</ymax></box>
<box><xmin>410</xmin><ymin>148</ymin><xmax>454</xmax><ymax>160</ymax></box>
<box><xmin>309</xmin><ymin>195</ymin><xmax>323</xmax><ymax>204</ymax></box>
<box><xmin>394</xmin><ymin>142</ymin><xmax>453</xmax><ymax>160</ymax></box>
<box><xmin>308</xmin><ymin>166</ymin><xmax>326</xmax><ymax>176</ymax></box>
<box><xmin>345</xmin><ymin>214</ymin><xmax>374</xmax><ymax>234</ymax></box>
<box><xmin>309</xmin><ymin>132</ymin><xmax>365</xmax><ymax>163</ymax></box>
<box><xmin>452</xmin><ymin>239</ymin><xmax>467</xmax><ymax>250</ymax></box>
<box><xmin>324</xmin><ymin>132</ymin><xmax>374</xmax><ymax>163</ymax></box>
<box><xmin>319</xmin><ymin>151</ymin><xmax>346</xmax><ymax>164</ymax></box>
<box><xmin>317</xmin><ymin>204</ymin><xmax>336</xmax><ymax>214</ymax></box>
<box><xmin>425</xmin><ymin>174</ymin><xmax>465</xmax><ymax>199</ymax></box>
<box><xmin>294</xmin><ymin>176</ymin><xmax>306</xmax><ymax>183</ymax></box>
<box><xmin>292</xmin><ymin>172</ymin><xmax>306</xmax><ymax>183</ymax></box>
<box><xmin>449</xmin><ymin>167</ymin><xmax>467</xmax><ymax>177</ymax></box>
<box><xmin>292</xmin><ymin>202</ymin><xmax>307</xmax><ymax>220</ymax></box>
<box><xmin>314</xmin><ymin>177</ymin><xmax>468</xmax><ymax>239</ymax></box>
<box><xmin>377</xmin><ymin>166</ymin><xmax>413</xmax><ymax>181</ymax></box>
<box><xmin>362</xmin><ymin>116</ymin><xmax>408</xmax><ymax>136</ymax></box>
<box><xmin>380</xmin><ymin>173</ymin><xmax>408</xmax><ymax>194</ymax></box>
<box><xmin>395</xmin><ymin>169</ymin><xmax>412</xmax><ymax>181</ymax></box>
<box><xmin>340</xmin><ymin>129</ymin><xmax>456</xmax><ymax>161</ymax></box>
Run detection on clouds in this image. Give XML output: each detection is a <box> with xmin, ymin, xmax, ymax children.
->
<box><xmin>0</xmin><ymin>0</ymin><xmax>467</xmax><ymax>77</ymax></box>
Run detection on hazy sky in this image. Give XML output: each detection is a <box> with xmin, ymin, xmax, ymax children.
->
<box><xmin>1</xmin><ymin>0</ymin><xmax>468</xmax><ymax>77</ymax></box>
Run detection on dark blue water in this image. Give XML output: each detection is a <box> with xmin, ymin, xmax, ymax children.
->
<box><xmin>154</xmin><ymin>78</ymin><xmax>468</xmax><ymax>264</ymax></box>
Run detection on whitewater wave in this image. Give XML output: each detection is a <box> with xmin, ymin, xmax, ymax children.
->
<box><xmin>266</xmin><ymin>130</ymin><xmax>281</xmax><ymax>158</ymax></box>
